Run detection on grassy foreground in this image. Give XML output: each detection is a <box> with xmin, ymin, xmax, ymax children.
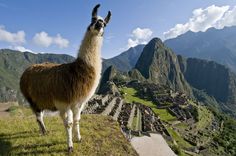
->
<box><xmin>0</xmin><ymin>108</ymin><xmax>137</xmax><ymax>156</ymax></box>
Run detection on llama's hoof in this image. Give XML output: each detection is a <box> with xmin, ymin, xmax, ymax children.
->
<box><xmin>40</xmin><ymin>130</ymin><xmax>47</xmax><ymax>135</ymax></box>
<box><xmin>68</xmin><ymin>147</ymin><xmax>73</xmax><ymax>153</ymax></box>
<box><xmin>42</xmin><ymin>131</ymin><xmax>47</xmax><ymax>135</ymax></box>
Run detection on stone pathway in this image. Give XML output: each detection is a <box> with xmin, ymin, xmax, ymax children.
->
<box><xmin>131</xmin><ymin>133</ymin><xmax>176</xmax><ymax>156</ymax></box>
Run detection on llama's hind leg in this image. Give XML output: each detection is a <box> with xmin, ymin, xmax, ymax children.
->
<box><xmin>26</xmin><ymin>98</ymin><xmax>47</xmax><ymax>135</ymax></box>
<box><xmin>36</xmin><ymin>111</ymin><xmax>47</xmax><ymax>135</ymax></box>
<box><xmin>60</xmin><ymin>109</ymin><xmax>74</xmax><ymax>153</ymax></box>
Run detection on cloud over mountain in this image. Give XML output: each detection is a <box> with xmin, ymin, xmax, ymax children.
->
<box><xmin>127</xmin><ymin>27</ymin><xmax>153</xmax><ymax>48</ymax></box>
<box><xmin>164</xmin><ymin>5</ymin><xmax>236</xmax><ymax>39</ymax></box>
<box><xmin>0</xmin><ymin>26</ymin><xmax>25</xmax><ymax>44</ymax></box>
<box><xmin>33</xmin><ymin>31</ymin><xmax>69</xmax><ymax>48</ymax></box>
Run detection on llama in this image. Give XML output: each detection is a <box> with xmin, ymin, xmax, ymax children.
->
<box><xmin>20</xmin><ymin>4</ymin><xmax>111</xmax><ymax>153</ymax></box>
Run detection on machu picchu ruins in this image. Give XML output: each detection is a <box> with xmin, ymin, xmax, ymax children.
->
<box><xmin>81</xmin><ymin>79</ymin><xmax>224</xmax><ymax>155</ymax></box>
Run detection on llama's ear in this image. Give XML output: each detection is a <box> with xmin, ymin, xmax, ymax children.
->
<box><xmin>92</xmin><ymin>4</ymin><xmax>100</xmax><ymax>18</ymax></box>
<box><xmin>104</xmin><ymin>11</ymin><xmax>111</xmax><ymax>25</ymax></box>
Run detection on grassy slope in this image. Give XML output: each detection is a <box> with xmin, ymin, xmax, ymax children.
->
<box><xmin>0</xmin><ymin>107</ymin><xmax>137</xmax><ymax>156</ymax></box>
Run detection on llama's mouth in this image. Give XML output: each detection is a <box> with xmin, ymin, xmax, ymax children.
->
<box><xmin>95</xmin><ymin>26</ymin><xmax>102</xmax><ymax>31</ymax></box>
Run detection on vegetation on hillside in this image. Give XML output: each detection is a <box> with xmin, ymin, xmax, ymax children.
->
<box><xmin>120</xmin><ymin>87</ymin><xmax>176</xmax><ymax>122</ymax></box>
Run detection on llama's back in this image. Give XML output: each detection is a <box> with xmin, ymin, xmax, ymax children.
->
<box><xmin>20</xmin><ymin>63</ymin><xmax>62</xmax><ymax>110</ymax></box>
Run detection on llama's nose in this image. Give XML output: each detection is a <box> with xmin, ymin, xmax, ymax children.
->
<box><xmin>95</xmin><ymin>22</ymin><xmax>103</xmax><ymax>30</ymax></box>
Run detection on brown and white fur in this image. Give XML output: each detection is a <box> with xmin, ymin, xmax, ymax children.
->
<box><xmin>20</xmin><ymin>4</ymin><xmax>111</xmax><ymax>153</ymax></box>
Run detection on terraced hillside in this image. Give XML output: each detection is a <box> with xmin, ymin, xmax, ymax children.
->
<box><xmin>84</xmin><ymin>81</ymin><xmax>236</xmax><ymax>156</ymax></box>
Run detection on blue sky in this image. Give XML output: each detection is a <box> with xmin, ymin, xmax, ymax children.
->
<box><xmin>0</xmin><ymin>0</ymin><xmax>236</xmax><ymax>58</ymax></box>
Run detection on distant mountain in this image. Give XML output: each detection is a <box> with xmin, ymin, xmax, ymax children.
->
<box><xmin>0</xmin><ymin>49</ymin><xmax>75</xmax><ymax>103</ymax></box>
<box><xmin>102</xmin><ymin>44</ymin><xmax>145</xmax><ymax>72</ymax></box>
<box><xmin>178</xmin><ymin>56</ymin><xmax>236</xmax><ymax>114</ymax></box>
<box><xmin>135</xmin><ymin>38</ymin><xmax>192</xmax><ymax>96</ymax></box>
<box><xmin>165</xmin><ymin>26</ymin><xmax>236</xmax><ymax>73</ymax></box>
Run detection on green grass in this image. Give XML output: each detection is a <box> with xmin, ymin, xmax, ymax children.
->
<box><xmin>197</xmin><ymin>106</ymin><xmax>213</xmax><ymax>130</ymax></box>
<box><xmin>175</xmin><ymin>122</ymin><xmax>188</xmax><ymax>130</ymax></box>
<box><xmin>166</xmin><ymin>127</ymin><xmax>193</xmax><ymax>149</ymax></box>
<box><xmin>121</xmin><ymin>87</ymin><xmax>176</xmax><ymax>122</ymax></box>
<box><xmin>121</xmin><ymin>87</ymin><xmax>154</xmax><ymax>107</ymax></box>
<box><xmin>152</xmin><ymin>108</ymin><xmax>176</xmax><ymax>122</ymax></box>
<box><xmin>131</xmin><ymin>109</ymin><xmax>142</xmax><ymax>131</ymax></box>
<box><xmin>0</xmin><ymin>108</ymin><xmax>137</xmax><ymax>156</ymax></box>
<box><xmin>188</xmin><ymin>100</ymin><xmax>214</xmax><ymax>130</ymax></box>
<box><xmin>131</xmin><ymin>116</ymin><xmax>138</xmax><ymax>130</ymax></box>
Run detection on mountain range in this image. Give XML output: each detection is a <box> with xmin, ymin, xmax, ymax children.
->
<box><xmin>0</xmin><ymin>26</ymin><xmax>236</xmax><ymax>116</ymax></box>
<box><xmin>165</xmin><ymin>26</ymin><xmax>236</xmax><ymax>73</ymax></box>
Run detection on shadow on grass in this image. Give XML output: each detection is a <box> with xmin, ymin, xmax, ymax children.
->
<box><xmin>15</xmin><ymin>149</ymin><xmax>67</xmax><ymax>156</ymax></box>
<box><xmin>13</xmin><ymin>142</ymin><xmax>67</xmax><ymax>155</ymax></box>
<box><xmin>0</xmin><ymin>131</ymin><xmax>41</xmax><ymax>140</ymax></box>
<box><xmin>0</xmin><ymin>134</ymin><xmax>12</xmax><ymax>155</ymax></box>
<box><xmin>12</xmin><ymin>141</ymin><xmax>66</xmax><ymax>150</ymax></box>
<box><xmin>0</xmin><ymin>131</ymin><xmax>67</xmax><ymax>155</ymax></box>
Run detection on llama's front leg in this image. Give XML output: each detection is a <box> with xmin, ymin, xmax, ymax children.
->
<box><xmin>72</xmin><ymin>106</ymin><xmax>82</xmax><ymax>142</ymax></box>
<box><xmin>60</xmin><ymin>109</ymin><xmax>74</xmax><ymax>153</ymax></box>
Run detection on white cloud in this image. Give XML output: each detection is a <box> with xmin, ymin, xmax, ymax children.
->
<box><xmin>216</xmin><ymin>6</ymin><xmax>236</xmax><ymax>28</ymax></box>
<box><xmin>13</xmin><ymin>46</ymin><xmax>33</xmax><ymax>53</ymax></box>
<box><xmin>33</xmin><ymin>31</ymin><xmax>69</xmax><ymax>48</ymax></box>
<box><xmin>127</xmin><ymin>39</ymin><xmax>139</xmax><ymax>48</ymax></box>
<box><xmin>53</xmin><ymin>34</ymin><xmax>69</xmax><ymax>48</ymax></box>
<box><xmin>132</xmin><ymin>28</ymin><xmax>153</xmax><ymax>40</ymax></box>
<box><xmin>127</xmin><ymin>27</ymin><xmax>153</xmax><ymax>48</ymax></box>
<box><xmin>33</xmin><ymin>31</ymin><xmax>52</xmax><ymax>47</ymax></box>
<box><xmin>0</xmin><ymin>26</ymin><xmax>25</xmax><ymax>44</ymax></box>
<box><xmin>164</xmin><ymin>5</ymin><xmax>236</xmax><ymax>39</ymax></box>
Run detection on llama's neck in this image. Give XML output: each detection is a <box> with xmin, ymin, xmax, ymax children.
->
<box><xmin>77</xmin><ymin>31</ymin><xmax>102</xmax><ymax>74</ymax></box>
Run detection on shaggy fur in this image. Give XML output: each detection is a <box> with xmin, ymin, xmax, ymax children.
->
<box><xmin>20</xmin><ymin>58</ymin><xmax>96</xmax><ymax>111</ymax></box>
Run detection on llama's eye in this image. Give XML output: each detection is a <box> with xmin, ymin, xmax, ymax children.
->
<box><xmin>91</xmin><ymin>17</ymin><xmax>97</xmax><ymax>23</ymax></box>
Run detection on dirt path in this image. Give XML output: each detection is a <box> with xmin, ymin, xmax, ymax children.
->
<box><xmin>131</xmin><ymin>133</ymin><xmax>176</xmax><ymax>156</ymax></box>
<box><xmin>0</xmin><ymin>103</ymin><xmax>13</xmax><ymax>117</ymax></box>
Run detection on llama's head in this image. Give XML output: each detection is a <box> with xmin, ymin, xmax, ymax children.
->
<box><xmin>88</xmin><ymin>4</ymin><xmax>111</xmax><ymax>36</ymax></box>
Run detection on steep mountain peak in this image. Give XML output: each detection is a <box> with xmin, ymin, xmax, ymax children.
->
<box><xmin>135</xmin><ymin>38</ymin><xmax>192</xmax><ymax>95</ymax></box>
<box><xmin>145</xmin><ymin>38</ymin><xmax>166</xmax><ymax>52</ymax></box>
<box><xmin>148</xmin><ymin>37</ymin><xmax>164</xmax><ymax>46</ymax></box>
